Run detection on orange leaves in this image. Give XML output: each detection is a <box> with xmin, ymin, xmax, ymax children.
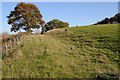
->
<box><xmin>7</xmin><ymin>2</ymin><xmax>44</xmax><ymax>32</ymax></box>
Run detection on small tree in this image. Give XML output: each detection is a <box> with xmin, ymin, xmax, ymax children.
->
<box><xmin>7</xmin><ymin>2</ymin><xmax>45</xmax><ymax>32</ymax></box>
<box><xmin>58</xmin><ymin>21</ymin><xmax>69</xmax><ymax>28</ymax></box>
<box><xmin>43</xmin><ymin>19</ymin><xmax>69</xmax><ymax>31</ymax></box>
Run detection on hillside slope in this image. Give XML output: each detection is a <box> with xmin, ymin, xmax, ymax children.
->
<box><xmin>2</xmin><ymin>24</ymin><xmax>119</xmax><ymax>78</ymax></box>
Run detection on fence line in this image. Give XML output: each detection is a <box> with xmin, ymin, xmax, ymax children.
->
<box><xmin>1</xmin><ymin>32</ymin><xmax>31</xmax><ymax>56</ymax></box>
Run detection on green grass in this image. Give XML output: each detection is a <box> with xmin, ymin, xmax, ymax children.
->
<box><xmin>2</xmin><ymin>24</ymin><xmax>119</xmax><ymax>78</ymax></box>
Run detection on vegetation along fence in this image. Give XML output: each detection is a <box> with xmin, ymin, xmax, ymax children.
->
<box><xmin>0</xmin><ymin>32</ymin><xmax>31</xmax><ymax>57</ymax></box>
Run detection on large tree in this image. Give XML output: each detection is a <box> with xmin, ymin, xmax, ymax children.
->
<box><xmin>7</xmin><ymin>2</ymin><xmax>45</xmax><ymax>32</ymax></box>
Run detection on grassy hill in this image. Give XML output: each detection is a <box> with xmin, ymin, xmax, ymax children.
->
<box><xmin>2</xmin><ymin>24</ymin><xmax>119</xmax><ymax>79</ymax></box>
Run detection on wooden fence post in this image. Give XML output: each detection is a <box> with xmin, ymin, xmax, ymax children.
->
<box><xmin>5</xmin><ymin>42</ymin><xmax>8</xmax><ymax>54</ymax></box>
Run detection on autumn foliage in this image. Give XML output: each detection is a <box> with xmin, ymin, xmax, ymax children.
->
<box><xmin>7</xmin><ymin>2</ymin><xmax>45</xmax><ymax>32</ymax></box>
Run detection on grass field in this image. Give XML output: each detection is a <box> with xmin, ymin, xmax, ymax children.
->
<box><xmin>2</xmin><ymin>24</ymin><xmax>119</xmax><ymax>79</ymax></box>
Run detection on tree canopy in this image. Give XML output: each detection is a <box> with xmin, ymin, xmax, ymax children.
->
<box><xmin>7</xmin><ymin>2</ymin><xmax>45</xmax><ymax>32</ymax></box>
<box><xmin>94</xmin><ymin>13</ymin><xmax>120</xmax><ymax>25</ymax></box>
<box><xmin>43</xmin><ymin>19</ymin><xmax>69</xmax><ymax>31</ymax></box>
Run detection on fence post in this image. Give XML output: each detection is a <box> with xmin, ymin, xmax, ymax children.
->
<box><xmin>5</xmin><ymin>42</ymin><xmax>8</xmax><ymax>54</ymax></box>
<box><xmin>9</xmin><ymin>39</ymin><xmax>11</xmax><ymax>50</ymax></box>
